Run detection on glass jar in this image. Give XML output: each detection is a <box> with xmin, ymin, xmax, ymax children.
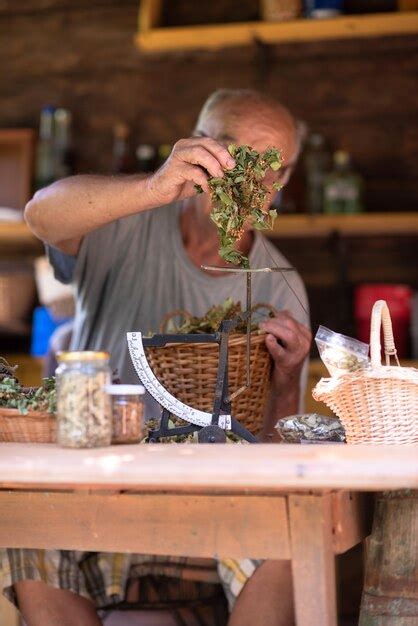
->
<box><xmin>56</xmin><ymin>351</ymin><xmax>112</xmax><ymax>448</ymax></box>
<box><xmin>106</xmin><ymin>385</ymin><xmax>145</xmax><ymax>444</ymax></box>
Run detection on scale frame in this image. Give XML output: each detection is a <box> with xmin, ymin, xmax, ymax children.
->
<box><xmin>128</xmin><ymin>265</ymin><xmax>297</xmax><ymax>444</ymax></box>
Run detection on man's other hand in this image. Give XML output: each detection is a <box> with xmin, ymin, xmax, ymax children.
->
<box><xmin>259</xmin><ymin>311</ymin><xmax>311</xmax><ymax>392</ymax></box>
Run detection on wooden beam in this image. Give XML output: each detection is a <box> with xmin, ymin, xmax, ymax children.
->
<box><xmin>0</xmin><ymin>491</ymin><xmax>291</xmax><ymax>559</ymax></box>
<box><xmin>331</xmin><ymin>491</ymin><xmax>371</xmax><ymax>554</ymax></box>
<box><xmin>289</xmin><ymin>493</ymin><xmax>338</xmax><ymax>626</ymax></box>
<box><xmin>136</xmin><ymin>12</ymin><xmax>418</xmax><ymax>52</ymax></box>
<box><xmin>266</xmin><ymin>212</ymin><xmax>418</xmax><ymax>239</ymax></box>
<box><xmin>138</xmin><ymin>0</ymin><xmax>163</xmax><ymax>33</ymax></box>
<box><xmin>0</xmin><ymin>222</ymin><xmax>40</xmax><ymax>247</ymax></box>
<box><xmin>1</xmin><ymin>443</ymin><xmax>417</xmax><ymax>491</ymax></box>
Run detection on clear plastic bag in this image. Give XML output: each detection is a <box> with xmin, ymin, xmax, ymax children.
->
<box><xmin>276</xmin><ymin>413</ymin><xmax>346</xmax><ymax>443</ymax></box>
<box><xmin>315</xmin><ymin>325</ymin><xmax>370</xmax><ymax>377</ymax></box>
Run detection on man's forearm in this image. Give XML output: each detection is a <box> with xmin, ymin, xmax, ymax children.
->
<box><xmin>261</xmin><ymin>383</ymin><xmax>300</xmax><ymax>442</ymax></box>
<box><xmin>24</xmin><ymin>174</ymin><xmax>154</xmax><ymax>246</ymax></box>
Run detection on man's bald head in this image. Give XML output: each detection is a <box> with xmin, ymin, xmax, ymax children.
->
<box><xmin>195</xmin><ymin>89</ymin><xmax>298</xmax><ymax>164</ymax></box>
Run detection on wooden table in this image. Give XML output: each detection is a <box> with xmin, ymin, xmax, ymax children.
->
<box><xmin>1</xmin><ymin>443</ymin><xmax>417</xmax><ymax>626</ymax></box>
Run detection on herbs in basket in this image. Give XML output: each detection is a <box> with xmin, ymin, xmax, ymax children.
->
<box><xmin>0</xmin><ymin>376</ymin><xmax>56</xmax><ymax>415</ymax></box>
<box><xmin>196</xmin><ymin>144</ymin><xmax>283</xmax><ymax>268</ymax></box>
<box><xmin>162</xmin><ymin>298</ymin><xmax>275</xmax><ymax>335</ymax></box>
<box><xmin>0</xmin><ymin>365</ymin><xmax>57</xmax><ymax>443</ymax></box>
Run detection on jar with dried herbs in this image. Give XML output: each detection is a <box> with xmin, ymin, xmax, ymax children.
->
<box><xmin>106</xmin><ymin>384</ymin><xmax>145</xmax><ymax>444</ymax></box>
<box><xmin>56</xmin><ymin>351</ymin><xmax>112</xmax><ymax>448</ymax></box>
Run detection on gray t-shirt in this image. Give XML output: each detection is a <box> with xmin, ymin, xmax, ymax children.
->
<box><xmin>49</xmin><ymin>202</ymin><xmax>310</xmax><ymax>417</ymax></box>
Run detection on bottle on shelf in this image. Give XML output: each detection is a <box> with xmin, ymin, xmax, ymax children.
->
<box><xmin>157</xmin><ymin>144</ymin><xmax>173</xmax><ymax>168</ymax></box>
<box><xmin>323</xmin><ymin>150</ymin><xmax>363</xmax><ymax>214</ymax></box>
<box><xmin>304</xmin><ymin>0</ymin><xmax>343</xmax><ymax>17</ymax></box>
<box><xmin>303</xmin><ymin>132</ymin><xmax>331</xmax><ymax>214</ymax></box>
<box><xmin>35</xmin><ymin>105</ymin><xmax>56</xmax><ymax>191</ymax></box>
<box><xmin>344</xmin><ymin>0</ymin><xmax>397</xmax><ymax>13</ymax></box>
<box><xmin>54</xmin><ymin>108</ymin><xmax>73</xmax><ymax>180</ymax></box>
<box><xmin>112</xmin><ymin>123</ymin><xmax>133</xmax><ymax>174</ymax></box>
<box><xmin>260</xmin><ymin>0</ymin><xmax>302</xmax><ymax>21</ymax></box>
<box><xmin>136</xmin><ymin>144</ymin><xmax>157</xmax><ymax>173</ymax></box>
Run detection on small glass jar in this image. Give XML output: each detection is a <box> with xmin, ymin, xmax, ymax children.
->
<box><xmin>56</xmin><ymin>351</ymin><xmax>112</xmax><ymax>448</ymax></box>
<box><xmin>106</xmin><ymin>385</ymin><xmax>145</xmax><ymax>444</ymax></box>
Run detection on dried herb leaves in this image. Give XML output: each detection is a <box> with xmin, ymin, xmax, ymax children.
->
<box><xmin>0</xmin><ymin>376</ymin><xmax>56</xmax><ymax>414</ymax></box>
<box><xmin>197</xmin><ymin>144</ymin><xmax>283</xmax><ymax>268</ymax></box>
<box><xmin>165</xmin><ymin>298</ymin><xmax>274</xmax><ymax>335</ymax></box>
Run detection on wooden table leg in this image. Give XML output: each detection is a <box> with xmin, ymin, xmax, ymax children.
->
<box><xmin>289</xmin><ymin>493</ymin><xmax>337</xmax><ymax>626</ymax></box>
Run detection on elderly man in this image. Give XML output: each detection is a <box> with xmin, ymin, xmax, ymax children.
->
<box><xmin>3</xmin><ymin>89</ymin><xmax>311</xmax><ymax>626</ymax></box>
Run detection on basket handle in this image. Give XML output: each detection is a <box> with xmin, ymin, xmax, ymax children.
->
<box><xmin>250</xmin><ymin>303</ymin><xmax>277</xmax><ymax>318</ymax></box>
<box><xmin>160</xmin><ymin>310</ymin><xmax>193</xmax><ymax>333</ymax></box>
<box><xmin>370</xmin><ymin>299</ymin><xmax>400</xmax><ymax>368</ymax></box>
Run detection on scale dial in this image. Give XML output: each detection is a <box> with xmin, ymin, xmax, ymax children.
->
<box><xmin>127</xmin><ymin>332</ymin><xmax>231</xmax><ymax>429</ymax></box>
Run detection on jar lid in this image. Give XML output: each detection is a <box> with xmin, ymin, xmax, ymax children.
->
<box><xmin>57</xmin><ymin>350</ymin><xmax>110</xmax><ymax>362</ymax></box>
<box><xmin>105</xmin><ymin>384</ymin><xmax>145</xmax><ymax>395</ymax></box>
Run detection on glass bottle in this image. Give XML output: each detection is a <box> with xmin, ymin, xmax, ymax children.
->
<box><xmin>323</xmin><ymin>150</ymin><xmax>363</xmax><ymax>214</ymax></box>
<box><xmin>136</xmin><ymin>144</ymin><xmax>156</xmax><ymax>173</ymax></box>
<box><xmin>112</xmin><ymin>122</ymin><xmax>133</xmax><ymax>174</ymax></box>
<box><xmin>106</xmin><ymin>384</ymin><xmax>145</xmax><ymax>444</ymax></box>
<box><xmin>54</xmin><ymin>108</ymin><xmax>73</xmax><ymax>179</ymax></box>
<box><xmin>304</xmin><ymin>133</ymin><xmax>331</xmax><ymax>214</ymax></box>
<box><xmin>157</xmin><ymin>144</ymin><xmax>172</xmax><ymax>168</ymax></box>
<box><xmin>35</xmin><ymin>105</ymin><xmax>56</xmax><ymax>191</ymax></box>
<box><xmin>56</xmin><ymin>351</ymin><xmax>112</xmax><ymax>448</ymax></box>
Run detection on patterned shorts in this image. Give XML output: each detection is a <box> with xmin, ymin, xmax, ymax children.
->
<box><xmin>1</xmin><ymin>549</ymin><xmax>262</xmax><ymax>612</ymax></box>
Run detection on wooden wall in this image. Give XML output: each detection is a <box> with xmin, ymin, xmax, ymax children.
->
<box><xmin>1</xmin><ymin>0</ymin><xmax>417</xmax><ymax>213</ymax></box>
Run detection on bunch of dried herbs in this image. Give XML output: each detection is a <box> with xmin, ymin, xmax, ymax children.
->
<box><xmin>196</xmin><ymin>144</ymin><xmax>283</xmax><ymax>268</ymax></box>
<box><xmin>0</xmin><ymin>357</ymin><xmax>18</xmax><ymax>383</ymax></box>
<box><xmin>0</xmin><ymin>376</ymin><xmax>56</xmax><ymax>415</ymax></box>
<box><xmin>165</xmin><ymin>298</ymin><xmax>274</xmax><ymax>335</ymax></box>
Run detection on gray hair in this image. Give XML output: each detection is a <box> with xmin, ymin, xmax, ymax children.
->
<box><xmin>197</xmin><ymin>88</ymin><xmax>296</xmax><ymax>128</ymax></box>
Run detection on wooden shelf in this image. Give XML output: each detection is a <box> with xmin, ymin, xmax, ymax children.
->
<box><xmin>1</xmin><ymin>214</ymin><xmax>416</xmax><ymax>252</ymax></box>
<box><xmin>136</xmin><ymin>9</ymin><xmax>418</xmax><ymax>52</ymax></box>
<box><xmin>0</xmin><ymin>222</ymin><xmax>42</xmax><ymax>254</ymax></box>
<box><xmin>266</xmin><ymin>212</ymin><xmax>418</xmax><ymax>238</ymax></box>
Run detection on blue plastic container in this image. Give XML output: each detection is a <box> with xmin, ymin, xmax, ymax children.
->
<box><xmin>30</xmin><ymin>306</ymin><xmax>71</xmax><ymax>357</ymax></box>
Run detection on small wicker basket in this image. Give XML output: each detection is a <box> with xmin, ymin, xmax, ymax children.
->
<box><xmin>313</xmin><ymin>300</ymin><xmax>418</xmax><ymax>444</ymax></box>
<box><xmin>146</xmin><ymin>308</ymin><xmax>274</xmax><ymax>435</ymax></box>
<box><xmin>0</xmin><ymin>408</ymin><xmax>56</xmax><ymax>443</ymax></box>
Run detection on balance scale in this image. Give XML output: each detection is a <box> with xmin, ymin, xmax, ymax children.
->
<box><xmin>127</xmin><ymin>267</ymin><xmax>295</xmax><ymax>444</ymax></box>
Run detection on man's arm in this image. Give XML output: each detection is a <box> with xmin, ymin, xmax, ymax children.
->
<box><xmin>259</xmin><ymin>311</ymin><xmax>312</xmax><ymax>442</ymax></box>
<box><xmin>25</xmin><ymin>137</ymin><xmax>236</xmax><ymax>255</ymax></box>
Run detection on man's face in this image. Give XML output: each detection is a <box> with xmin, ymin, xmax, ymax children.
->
<box><xmin>194</xmin><ymin>103</ymin><xmax>299</xmax><ymax>216</ymax></box>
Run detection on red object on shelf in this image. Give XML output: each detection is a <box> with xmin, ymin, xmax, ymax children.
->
<box><xmin>354</xmin><ymin>284</ymin><xmax>413</xmax><ymax>358</ymax></box>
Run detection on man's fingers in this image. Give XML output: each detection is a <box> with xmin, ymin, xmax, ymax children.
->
<box><xmin>260</xmin><ymin>320</ymin><xmax>298</xmax><ymax>348</ymax></box>
<box><xmin>183</xmin><ymin>165</ymin><xmax>209</xmax><ymax>193</ymax></box>
<box><xmin>265</xmin><ymin>333</ymin><xmax>286</xmax><ymax>361</ymax></box>
<box><xmin>196</xmin><ymin>137</ymin><xmax>236</xmax><ymax>170</ymax></box>
<box><xmin>179</xmin><ymin>146</ymin><xmax>224</xmax><ymax>179</ymax></box>
<box><xmin>175</xmin><ymin>137</ymin><xmax>235</xmax><ymax>171</ymax></box>
<box><xmin>261</xmin><ymin>314</ymin><xmax>311</xmax><ymax>343</ymax></box>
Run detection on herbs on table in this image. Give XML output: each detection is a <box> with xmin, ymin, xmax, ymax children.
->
<box><xmin>196</xmin><ymin>144</ymin><xmax>283</xmax><ymax>268</ymax></box>
<box><xmin>0</xmin><ymin>376</ymin><xmax>56</xmax><ymax>415</ymax></box>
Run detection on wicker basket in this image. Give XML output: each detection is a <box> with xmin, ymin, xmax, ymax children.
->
<box><xmin>146</xmin><ymin>308</ymin><xmax>274</xmax><ymax>435</ymax></box>
<box><xmin>0</xmin><ymin>408</ymin><xmax>56</xmax><ymax>443</ymax></box>
<box><xmin>313</xmin><ymin>300</ymin><xmax>418</xmax><ymax>444</ymax></box>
